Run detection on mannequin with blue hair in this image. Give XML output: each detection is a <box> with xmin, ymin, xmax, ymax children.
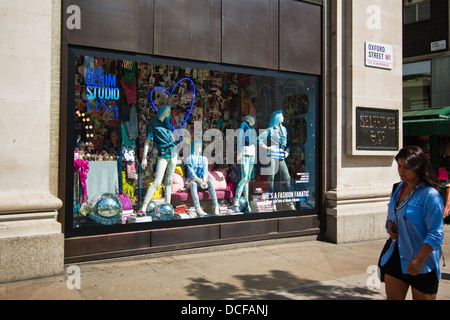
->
<box><xmin>186</xmin><ymin>139</ymin><xmax>219</xmax><ymax>216</ymax></box>
<box><xmin>141</xmin><ymin>105</ymin><xmax>178</xmax><ymax>212</ymax></box>
<box><xmin>257</xmin><ymin>110</ymin><xmax>295</xmax><ymax>210</ymax></box>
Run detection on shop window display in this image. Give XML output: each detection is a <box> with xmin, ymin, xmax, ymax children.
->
<box><xmin>70</xmin><ymin>51</ymin><xmax>318</xmax><ymax>232</ymax></box>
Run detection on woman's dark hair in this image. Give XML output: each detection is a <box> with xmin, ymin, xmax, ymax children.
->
<box><xmin>395</xmin><ymin>146</ymin><xmax>441</xmax><ymax>193</ymax></box>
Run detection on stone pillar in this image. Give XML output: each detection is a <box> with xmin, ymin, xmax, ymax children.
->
<box><xmin>0</xmin><ymin>1</ymin><xmax>64</xmax><ymax>282</ymax></box>
<box><xmin>326</xmin><ymin>0</ymin><xmax>403</xmax><ymax>243</ymax></box>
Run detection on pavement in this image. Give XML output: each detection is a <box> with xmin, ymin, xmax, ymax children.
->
<box><xmin>1</xmin><ymin>226</ymin><xmax>450</xmax><ymax>301</ymax></box>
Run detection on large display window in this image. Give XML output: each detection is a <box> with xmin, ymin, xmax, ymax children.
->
<box><xmin>66</xmin><ymin>48</ymin><xmax>319</xmax><ymax>236</ymax></box>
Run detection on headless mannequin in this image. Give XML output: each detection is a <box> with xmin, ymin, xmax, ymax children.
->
<box><xmin>141</xmin><ymin>106</ymin><xmax>178</xmax><ymax>212</ymax></box>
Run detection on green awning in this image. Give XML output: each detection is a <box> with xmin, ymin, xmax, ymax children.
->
<box><xmin>403</xmin><ymin>106</ymin><xmax>450</xmax><ymax>119</ymax></box>
<box><xmin>403</xmin><ymin>106</ymin><xmax>450</xmax><ymax>136</ymax></box>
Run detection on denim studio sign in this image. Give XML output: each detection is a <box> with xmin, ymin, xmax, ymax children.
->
<box><xmin>85</xmin><ymin>68</ymin><xmax>120</xmax><ymax>118</ymax></box>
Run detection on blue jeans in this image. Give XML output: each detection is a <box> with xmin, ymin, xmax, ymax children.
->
<box><xmin>267</xmin><ymin>158</ymin><xmax>291</xmax><ymax>194</ymax></box>
<box><xmin>142</xmin><ymin>155</ymin><xmax>177</xmax><ymax>210</ymax></box>
<box><xmin>235</xmin><ymin>155</ymin><xmax>255</xmax><ymax>203</ymax></box>
<box><xmin>189</xmin><ymin>179</ymin><xmax>219</xmax><ymax>208</ymax></box>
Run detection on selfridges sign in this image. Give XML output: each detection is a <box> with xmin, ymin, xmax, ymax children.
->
<box><xmin>356</xmin><ymin>107</ymin><xmax>399</xmax><ymax>151</ymax></box>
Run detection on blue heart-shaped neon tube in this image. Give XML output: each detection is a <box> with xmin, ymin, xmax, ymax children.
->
<box><xmin>148</xmin><ymin>77</ymin><xmax>196</xmax><ymax>141</ymax></box>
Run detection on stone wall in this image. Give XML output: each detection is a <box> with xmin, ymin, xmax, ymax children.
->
<box><xmin>0</xmin><ymin>0</ymin><xmax>63</xmax><ymax>283</ymax></box>
<box><xmin>325</xmin><ymin>0</ymin><xmax>403</xmax><ymax>243</ymax></box>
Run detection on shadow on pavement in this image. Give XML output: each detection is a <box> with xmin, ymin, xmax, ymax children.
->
<box><xmin>185</xmin><ymin>270</ymin><xmax>383</xmax><ymax>300</ymax></box>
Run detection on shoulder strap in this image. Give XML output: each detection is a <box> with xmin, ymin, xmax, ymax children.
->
<box><xmin>391</xmin><ymin>182</ymin><xmax>401</xmax><ymax>196</ymax></box>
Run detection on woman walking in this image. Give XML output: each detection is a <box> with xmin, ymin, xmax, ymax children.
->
<box><xmin>380</xmin><ymin>146</ymin><xmax>444</xmax><ymax>300</ymax></box>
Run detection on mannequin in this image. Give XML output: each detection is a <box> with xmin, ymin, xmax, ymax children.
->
<box><xmin>233</xmin><ymin>115</ymin><xmax>257</xmax><ymax>213</ymax></box>
<box><xmin>141</xmin><ymin>105</ymin><xmax>177</xmax><ymax>212</ymax></box>
<box><xmin>186</xmin><ymin>140</ymin><xmax>220</xmax><ymax>216</ymax></box>
<box><xmin>257</xmin><ymin>110</ymin><xmax>295</xmax><ymax>210</ymax></box>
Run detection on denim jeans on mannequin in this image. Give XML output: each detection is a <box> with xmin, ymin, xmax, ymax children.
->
<box><xmin>142</xmin><ymin>154</ymin><xmax>177</xmax><ymax>210</ymax></box>
<box><xmin>235</xmin><ymin>155</ymin><xmax>255</xmax><ymax>203</ymax></box>
<box><xmin>267</xmin><ymin>158</ymin><xmax>291</xmax><ymax>194</ymax></box>
<box><xmin>189</xmin><ymin>179</ymin><xmax>219</xmax><ymax>209</ymax></box>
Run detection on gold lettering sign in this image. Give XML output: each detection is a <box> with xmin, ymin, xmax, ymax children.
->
<box><xmin>356</xmin><ymin>107</ymin><xmax>399</xmax><ymax>151</ymax></box>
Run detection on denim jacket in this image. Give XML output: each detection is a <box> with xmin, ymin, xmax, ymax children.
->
<box><xmin>147</xmin><ymin>118</ymin><xmax>176</xmax><ymax>158</ymax></box>
<box><xmin>380</xmin><ymin>181</ymin><xmax>444</xmax><ymax>280</ymax></box>
<box><xmin>257</xmin><ymin>125</ymin><xmax>290</xmax><ymax>153</ymax></box>
<box><xmin>237</xmin><ymin>120</ymin><xmax>257</xmax><ymax>156</ymax></box>
<box><xmin>186</xmin><ymin>155</ymin><xmax>209</xmax><ymax>181</ymax></box>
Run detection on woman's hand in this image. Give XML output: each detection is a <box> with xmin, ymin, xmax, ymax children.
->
<box><xmin>406</xmin><ymin>244</ymin><xmax>433</xmax><ymax>276</ymax></box>
<box><xmin>387</xmin><ymin>220</ymin><xmax>399</xmax><ymax>240</ymax></box>
<box><xmin>406</xmin><ymin>258</ymin><xmax>423</xmax><ymax>276</ymax></box>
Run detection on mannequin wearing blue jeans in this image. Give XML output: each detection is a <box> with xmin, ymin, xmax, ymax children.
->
<box><xmin>186</xmin><ymin>140</ymin><xmax>219</xmax><ymax>217</ymax></box>
<box><xmin>234</xmin><ymin>116</ymin><xmax>256</xmax><ymax>213</ymax></box>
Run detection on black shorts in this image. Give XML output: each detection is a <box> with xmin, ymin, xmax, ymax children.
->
<box><xmin>385</xmin><ymin>244</ymin><xmax>439</xmax><ymax>295</ymax></box>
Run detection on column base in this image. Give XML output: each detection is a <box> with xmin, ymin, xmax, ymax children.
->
<box><xmin>325</xmin><ymin>188</ymin><xmax>390</xmax><ymax>244</ymax></box>
<box><xmin>0</xmin><ymin>212</ymin><xmax>64</xmax><ymax>283</ymax></box>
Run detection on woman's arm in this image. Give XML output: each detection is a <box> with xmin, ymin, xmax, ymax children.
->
<box><xmin>407</xmin><ymin>189</ymin><xmax>444</xmax><ymax>275</ymax></box>
<box><xmin>406</xmin><ymin>244</ymin><xmax>433</xmax><ymax>276</ymax></box>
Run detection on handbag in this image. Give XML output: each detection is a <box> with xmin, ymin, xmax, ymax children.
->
<box><xmin>377</xmin><ymin>182</ymin><xmax>401</xmax><ymax>282</ymax></box>
<box><xmin>116</xmin><ymin>189</ymin><xmax>133</xmax><ymax>210</ymax></box>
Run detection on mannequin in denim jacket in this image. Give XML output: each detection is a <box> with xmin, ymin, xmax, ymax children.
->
<box><xmin>186</xmin><ymin>140</ymin><xmax>219</xmax><ymax>217</ymax></box>
<box><xmin>141</xmin><ymin>105</ymin><xmax>177</xmax><ymax>212</ymax></box>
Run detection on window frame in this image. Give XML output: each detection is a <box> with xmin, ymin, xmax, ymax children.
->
<box><xmin>64</xmin><ymin>46</ymin><xmax>322</xmax><ymax>238</ymax></box>
<box><xmin>404</xmin><ymin>0</ymin><xmax>431</xmax><ymax>25</ymax></box>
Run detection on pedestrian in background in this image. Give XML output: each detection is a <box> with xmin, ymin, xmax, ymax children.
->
<box><xmin>380</xmin><ymin>146</ymin><xmax>444</xmax><ymax>300</ymax></box>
